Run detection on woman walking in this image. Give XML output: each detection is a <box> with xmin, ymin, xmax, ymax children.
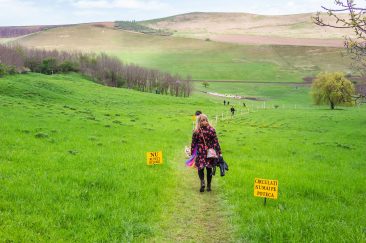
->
<box><xmin>191</xmin><ymin>114</ymin><xmax>222</xmax><ymax>192</ymax></box>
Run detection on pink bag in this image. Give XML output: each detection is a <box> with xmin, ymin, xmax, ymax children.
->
<box><xmin>200</xmin><ymin>129</ymin><xmax>218</xmax><ymax>158</ymax></box>
<box><xmin>207</xmin><ymin>148</ymin><xmax>218</xmax><ymax>158</ymax></box>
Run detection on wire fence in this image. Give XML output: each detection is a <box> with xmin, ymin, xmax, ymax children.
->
<box><xmin>206</xmin><ymin>101</ymin><xmax>365</xmax><ymax>127</ymax></box>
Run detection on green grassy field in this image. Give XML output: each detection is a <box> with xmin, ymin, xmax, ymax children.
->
<box><xmin>15</xmin><ymin>25</ymin><xmax>353</xmax><ymax>82</ymax></box>
<box><xmin>1</xmin><ymin>73</ymin><xmax>365</xmax><ymax>241</ymax></box>
<box><xmin>197</xmin><ymin>81</ymin><xmax>365</xmax><ymax>242</ymax></box>
<box><xmin>219</xmin><ymin>109</ymin><xmax>366</xmax><ymax>241</ymax></box>
<box><xmin>0</xmin><ymin>73</ymin><xmax>201</xmax><ymax>241</ymax></box>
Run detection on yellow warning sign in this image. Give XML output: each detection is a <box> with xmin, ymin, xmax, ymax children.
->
<box><xmin>146</xmin><ymin>151</ymin><xmax>163</xmax><ymax>165</ymax></box>
<box><xmin>254</xmin><ymin>178</ymin><xmax>278</xmax><ymax>199</ymax></box>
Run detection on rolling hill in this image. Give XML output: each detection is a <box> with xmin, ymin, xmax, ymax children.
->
<box><xmin>141</xmin><ymin>12</ymin><xmax>353</xmax><ymax>46</ymax></box>
<box><xmin>11</xmin><ymin>24</ymin><xmax>352</xmax><ymax>82</ymax></box>
<box><xmin>1</xmin><ymin>12</ymin><xmax>357</xmax><ymax>82</ymax></box>
<box><xmin>1</xmin><ymin>12</ymin><xmax>353</xmax><ymax>47</ymax></box>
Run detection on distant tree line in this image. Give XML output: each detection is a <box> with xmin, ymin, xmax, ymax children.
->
<box><xmin>0</xmin><ymin>26</ymin><xmax>58</xmax><ymax>38</ymax></box>
<box><xmin>0</xmin><ymin>45</ymin><xmax>192</xmax><ymax>97</ymax></box>
<box><xmin>114</xmin><ymin>21</ymin><xmax>172</xmax><ymax>36</ymax></box>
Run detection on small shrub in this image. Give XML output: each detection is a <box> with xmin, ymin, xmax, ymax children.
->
<box><xmin>7</xmin><ymin>66</ymin><xmax>17</xmax><ymax>74</ymax></box>
<box><xmin>34</xmin><ymin>132</ymin><xmax>48</xmax><ymax>138</ymax></box>
<box><xmin>0</xmin><ymin>63</ymin><xmax>8</xmax><ymax>76</ymax></box>
<box><xmin>202</xmin><ymin>81</ymin><xmax>209</xmax><ymax>88</ymax></box>
<box><xmin>68</xmin><ymin>150</ymin><xmax>78</xmax><ymax>155</ymax></box>
<box><xmin>59</xmin><ymin>60</ymin><xmax>79</xmax><ymax>72</ymax></box>
<box><xmin>25</xmin><ymin>58</ymin><xmax>42</xmax><ymax>72</ymax></box>
<box><xmin>40</xmin><ymin>58</ymin><xmax>58</xmax><ymax>75</ymax></box>
<box><xmin>0</xmin><ymin>63</ymin><xmax>17</xmax><ymax>76</ymax></box>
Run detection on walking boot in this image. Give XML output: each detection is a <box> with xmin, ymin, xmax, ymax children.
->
<box><xmin>200</xmin><ymin>180</ymin><xmax>205</xmax><ymax>192</ymax></box>
<box><xmin>207</xmin><ymin>170</ymin><xmax>212</xmax><ymax>192</ymax></box>
<box><xmin>207</xmin><ymin>183</ymin><xmax>211</xmax><ymax>192</ymax></box>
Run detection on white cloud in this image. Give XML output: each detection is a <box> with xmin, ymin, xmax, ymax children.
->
<box><xmin>70</xmin><ymin>0</ymin><xmax>167</xmax><ymax>10</ymax></box>
<box><xmin>287</xmin><ymin>1</ymin><xmax>295</xmax><ymax>7</ymax></box>
<box><xmin>2</xmin><ymin>0</ymin><xmax>363</xmax><ymax>26</ymax></box>
<box><xmin>72</xmin><ymin>0</ymin><xmax>110</xmax><ymax>8</ymax></box>
<box><xmin>0</xmin><ymin>0</ymin><xmax>47</xmax><ymax>26</ymax></box>
<box><xmin>73</xmin><ymin>9</ymin><xmax>108</xmax><ymax>17</ymax></box>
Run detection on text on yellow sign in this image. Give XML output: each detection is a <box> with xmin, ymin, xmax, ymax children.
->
<box><xmin>254</xmin><ymin>178</ymin><xmax>278</xmax><ymax>199</ymax></box>
<box><xmin>146</xmin><ymin>151</ymin><xmax>163</xmax><ymax>165</ymax></box>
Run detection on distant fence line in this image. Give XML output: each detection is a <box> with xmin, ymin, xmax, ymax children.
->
<box><xmin>208</xmin><ymin>101</ymin><xmax>365</xmax><ymax>127</ymax></box>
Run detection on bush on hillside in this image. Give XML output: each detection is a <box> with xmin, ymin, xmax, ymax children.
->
<box><xmin>0</xmin><ymin>63</ymin><xmax>17</xmax><ymax>76</ymax></box>
<box><xmin>24</xmin><ymin>57</ymin><xmax>42</xmax><ymax>73</ymax></box>
<box><xmin>7</xmin><ymin>65</ymin><xmax>17</xmax><ymax>74</ymax></box>
<box><xmin>59</xmin><ymin>60</ymin><xmax>79</xmax><ymax>72</ymax></box>
<box><xmin>0</xmin><ymin>63</ymin><xmax>7</xmax><ymax>76</ymax></box>
<box><xmin>114</xmin><ymin>21</ymin><xmax>173</xmax><ymax>36</ymax></box>
<box><xmin>40</xmin><ymin>58</ymin><xmax>58</xmax><ymax>75</ymax></box>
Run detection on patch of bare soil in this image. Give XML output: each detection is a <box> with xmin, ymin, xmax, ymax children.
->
<box><xmin>145</xmin><ymin>12</ymin><xmax>353</xmax><ymax>47</ymax></box>
<box><xmin>204</xmin><ymin>91</ymin><xmax>266</xmax><ymax>101</ymax></box>
<box><xmin>210</xmin><ymin>34</ymin><xmax>344</xmax><ymax>47</ymax></box>
<box><xmin>89</xmin><ymin>22</ymin><xmax>115</xmax><ymax>28</ymax></box>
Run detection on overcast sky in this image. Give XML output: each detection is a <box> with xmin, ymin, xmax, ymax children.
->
<box><xmin>0</xmin><ymin>0</ymin><xmax>360</xmax><ymax>26</ymax></box>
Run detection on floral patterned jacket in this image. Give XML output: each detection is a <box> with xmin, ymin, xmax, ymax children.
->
<box><xmin>191</xmin><ymin>125</ymin><xmax>222</xmax><ymax>169</ymax></box>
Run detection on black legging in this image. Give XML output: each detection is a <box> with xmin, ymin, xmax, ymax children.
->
<box><xmin>198</xmin><ymin>167</ymin><xmax>212</xmax><ymax>185</ymax></box>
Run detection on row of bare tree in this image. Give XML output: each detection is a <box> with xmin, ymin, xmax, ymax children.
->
<box><xmin>0</xmin><ymin>26</ymin><xmax>54</xmax><ymax>38</ymax></box>
<box><xmin>0</xmin><ymin>45</ymin><xmax>192</xmax><ymax>97</ymax></box>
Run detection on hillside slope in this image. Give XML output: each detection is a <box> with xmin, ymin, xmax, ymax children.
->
<box><xmin>2</xmin><ymin>12</ymin><xmax>352</xmax><ymax>47</ymax></box>
<box><xmin>141</xmin><ymin>12</ymin><xmax>352</xmax><ymax>46</ymax></box>
<box><xmin>13</xmin><ymin>24</ymin><xmax>352</xmax><ymax>82</ymax></box>
<box><xmin>0</xmin><ymin>72</ymin><xmax>236</xmax><ymax>241</ymax></box>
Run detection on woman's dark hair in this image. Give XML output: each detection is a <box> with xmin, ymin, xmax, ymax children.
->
<box><xmin>195</xmin><ymin>110</ymin><xmax>202</xmax><ymax>116</ymax></box>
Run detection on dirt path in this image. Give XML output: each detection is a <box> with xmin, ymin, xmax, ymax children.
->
<box><xmin>192</xmin><ymin>80</ymin><xmax>309</xmax><ymax>85</ymax></box>
<box><xmin>211</xmin><ymin>34</ymin><xmax>344</xmax><ymax>47</ymax></box>
<box><xmin>155</xmin><ymin>151</ymin><xmax>235</xmax><ymax>242</ymax></box>
<box><xmin>201</xmin><ymin>91</ymin><xmax>266</xmax><ymax>101</ymax></box>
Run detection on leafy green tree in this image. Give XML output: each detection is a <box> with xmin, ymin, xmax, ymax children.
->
<box><xmin>312</xmin><ymin>72</ymin><xmax>355</xmax><ymax>109</ymax></box>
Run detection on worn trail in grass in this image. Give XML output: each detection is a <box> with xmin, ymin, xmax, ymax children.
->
<box><xmin>154</xmin><ymin>151</ymin><xmax>235</xmax><ymax>242</ymax></box>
